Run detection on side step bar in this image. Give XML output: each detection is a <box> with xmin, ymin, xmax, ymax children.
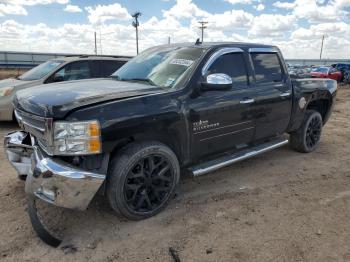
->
<box><xmin>190</xmin><ymin>137</ymin><xmax>289</xmax><ymax>176</ymax></box>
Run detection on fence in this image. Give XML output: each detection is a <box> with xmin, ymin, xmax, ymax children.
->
<box><xmin>0</xmin><ymin>51</ymin><xmax>86</xmax><ymax>69</ymax></box>
<box><xmin>1</xmin><ymin>51</ymin><xmax>349</xmax><ymax>69</ymax></box>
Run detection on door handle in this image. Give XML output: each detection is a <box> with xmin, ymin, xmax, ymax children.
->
<box><xmin>240</xmin><ymin>98</ymin><xmax>254</xmax><ymax>104</ymax></box>
<box><xmin>280</xmin><ymin>91</ymin><xmax>291</xmax><ymax>97</ymax></box>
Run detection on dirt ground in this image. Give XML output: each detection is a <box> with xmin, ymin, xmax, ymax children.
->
<box><xmin>0</xmin><ymin>85</ymin><xmax>349</xmax><ymax>262</ymax></box>
<box><xmin>0</xmin><ymin>69</ymin><xmax>28</xmax><ymax>80</ymax></box>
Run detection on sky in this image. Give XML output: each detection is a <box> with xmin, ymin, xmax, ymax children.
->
<box><xmin>0</xmin><ymin>0</ymin><xmax>349</xmax><ymax>59</ymax></box>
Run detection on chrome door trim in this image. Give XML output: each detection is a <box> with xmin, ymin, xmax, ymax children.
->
<box><xmin>202</xmin><ymin>47</ymin><xmax>244</xmax><ymax>75</ymax></box>
<box><xmin>280</xmin><ymin>91</ymin><xmax>291</xmax><ymax>97</ymax></box>
<box><xmin>240</xmin><ymin>98</ymin><xmax>255</xmax><ymax>104</ymax></box>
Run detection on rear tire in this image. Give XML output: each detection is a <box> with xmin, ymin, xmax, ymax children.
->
<box><xmin>290</xmin><ymin>110</ymin><xmax>323</xmax><ymax>153</ymax></box>
<box><xmin>106</xmin><ymin>141</ymin><xmax>180</xmax><ymax>220</ymax></box>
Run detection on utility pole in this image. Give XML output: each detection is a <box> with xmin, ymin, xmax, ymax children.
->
<box><xmin>168</xmin><ymin>36</ymin><xmax>171</xmax><ymax>44</ymax></box>
<box><xmin>319</xmin><ymin>35</ymin><xmax>325</xmax><ymax>60</ymax></box>
<box><xmin>94</xmin><ymin>31</ymin><xmax>97</xmax><ymax>55</ymax></box>
<box><xmin>132</xmin><ymin>12</ymin><xmax>141</xmax><ymax>55</ymax></box>
<box><xmin>198</xmin><ymin>21</ymin><xmax>208</xmax><ymax>43</ymax></box>
<box><xmin>99</xmin><ymin>29</ymin><xmax>103</xmax><ymax>55</ymax></box>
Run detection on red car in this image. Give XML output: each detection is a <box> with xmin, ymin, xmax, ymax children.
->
<box><xmin>311</xmin><ymin>67</ymin><xmax>342</xmax><ymax>82</ymax></box>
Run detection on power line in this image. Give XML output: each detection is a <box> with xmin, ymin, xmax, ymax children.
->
<box><xmin>94</xmin><ymin>31</ymin><xmax>97</xmax><ymax>55</ymax></box>
<box><xmin>198</xmin><ymin>21</ymin><xmax>208</xmax><ymax>43</ymax></box>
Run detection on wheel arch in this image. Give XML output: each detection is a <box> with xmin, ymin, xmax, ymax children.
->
<box><xmin>108</xmin><ymin>130</ymin><xmax>186</xmax><ymax>168</ymax></box>
<box><xmin>305</xmin><ymin>91</ymin><xmax>333</xmax><ymax>124</ymax></box>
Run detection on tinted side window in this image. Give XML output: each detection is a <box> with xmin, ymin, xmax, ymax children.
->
<box><xmin>207</xmin><ymin>53</ymin><xmax>248</xmax><ymax>86</ymax></box>
<box><xmin>251</xmin><ymin>53</ymin><xmax>283</xmax><ymax>83</ymax></box>
<box><xmin>100</xmin><ymin>60</ymin><xmax>125</xmax><ymax>77</ymax></box>
<box><xmin>55</xmin><ymin>61</ymin><xmax>91</xmax><ymax>81</ymax></box>
<box><xmin>89</xmin><ymin>60</ymin><xmax>101</xmax><ymax>78</ymax></box>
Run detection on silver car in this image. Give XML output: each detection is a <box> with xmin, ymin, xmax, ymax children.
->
<box><xmin>0</xmin><ymin>55</ymin><xmax>130</xmax><ymax>121</ymax></box>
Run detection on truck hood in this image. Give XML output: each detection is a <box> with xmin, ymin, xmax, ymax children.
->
<box><xmin>14</xmin><ymin>78</ymin><xmax>165</xmax><ymax>118</ymax></box>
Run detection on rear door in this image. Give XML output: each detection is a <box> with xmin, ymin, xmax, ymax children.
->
<box><xmin>249</xmin><ymin>49</ymin><xmax>292</xmax><ymax>140</ymax></box>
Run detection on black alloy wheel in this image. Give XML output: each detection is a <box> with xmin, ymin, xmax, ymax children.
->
<box><xmin>305</xmin><ymin>115</ymin><xmax>322</xmax><ymax>149</ymax></box>
<box><xmin>290</xmin><ymin>110</ymin><xmax>323</xmax><ymax>153</ymax></box>
<box><xmin>107</xmin><ymin>141</ymin><xmax>180</xmax><ymax>220</ymax></box>
<box><xmin>124</xmin><ymin>155</ymin><xmax>174</xmax><ymax>213</ymax></box>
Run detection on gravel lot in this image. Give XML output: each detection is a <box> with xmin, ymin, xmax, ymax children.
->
<box><xmin>0</xmin><ymin>85</ymin><xmax>349</xmax><ymax>262</ymax></box>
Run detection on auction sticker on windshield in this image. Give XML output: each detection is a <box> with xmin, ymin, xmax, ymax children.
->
<box><xmin>170</xmin><ymin>59</ymin><xmax>194</xmax><ymax>67</ymax></box>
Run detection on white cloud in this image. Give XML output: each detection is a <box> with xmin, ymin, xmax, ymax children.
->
<box><xmin>0</xmin><ymin>4</ymin><xmax>28</xmax><ymax>16</ymax></box>
<box><xmin>0</xmin><ymin>0</ymin><xmax>70</xmax><ymax>17</ymax></box>
<box><xmin>225</xmin><ymin>0</ymin><xmax>254</xmax><ymax>4</ymax></box>
<box><xmin>64</xmin><ymin>4</ymin><xmax>82</xmax><ymax>13</ymax></box>
<box><xmin>206</xmin><ymin>10</ymin><xmax>254</xmax><ymax>29</ymax></box>
<box><xmin>255</xmin><ymin>3</ymin><xmax>265</xmax><ymax>10</ymax></box>
<box><xmin>249</xmin><ymin>14</ymin><xmax>296</xmax><ymax>37</ymax></box>
<box><xmin>85</xmin><ymin>3</ymin><xmax>130</xmax><ymax>25</ymax></box>
<box><xmin>273</xmin><ymin>1</ymin><xmax>296</xmax><ymax>9</ymax></box>
<box><xmin>292</xmin><ymin>22</ymin><xmax>350</xmax><ymax>40</ymax></box>
<box><xmin>1</xmin><ymin>0</ymin><xmax>69</xmax><ymax>5</ymax></box>
<box><xmin>293</xmin><ymin>0</ymin><xmax>339</xmax><ymax>23</ymax></box>
<box><xmin>333</xmin><ymin>0</ymin><xmax>350</xmax><ymax>8</ymax></box>
<box><xmin>275</xmin><ymin>0</ymin><xmax>350</xmax><ymax>23</ymax></box>
<box><xmin>163</xmin><ymin>0</ymin><xmax>210</xmax><ymax>19</ymax></box>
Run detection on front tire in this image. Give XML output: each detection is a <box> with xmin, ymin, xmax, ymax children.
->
<box><xmin>106</xmin><ymin>142</ymin><xmax>180</xmax><ymax>220</ymax></box>
<box><xmin>290</xmin><ymin>110</ymin><xmax>323</xmax><ymax>153</ymax></box>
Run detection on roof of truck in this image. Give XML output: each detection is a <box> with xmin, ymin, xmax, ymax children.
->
<box><xmin>161</xmin><ymin>42</ymin><xmax>277</xmax><ymax>50</ymax></box>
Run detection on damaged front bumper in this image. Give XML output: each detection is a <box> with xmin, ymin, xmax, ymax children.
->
<box><xmin>4</xmin><ymin>131</ymin><xmax>106</xmax><ymax>210</ymax></box>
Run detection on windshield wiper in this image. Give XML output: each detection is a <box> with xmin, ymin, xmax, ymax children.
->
<box><xmin>123</xmin><ymin>78</ymin><xmax>157</xmax><ymax>86</ymax></box>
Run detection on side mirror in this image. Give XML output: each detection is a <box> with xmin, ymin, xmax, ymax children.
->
<box><xmin>201</xmin><ymin>73</ymin><xmax>232</xmax><ymax>91</ymax></box>
<box><xmin>53</xmin><ymin>74</ymin><xmax>64</xmax><ymax>82</ymax></box>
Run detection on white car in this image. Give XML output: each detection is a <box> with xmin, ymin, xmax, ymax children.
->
<box><xmin>0</xmin><ymin>55</ymin><xmax>130</xmax><ymax>121</ymax></box>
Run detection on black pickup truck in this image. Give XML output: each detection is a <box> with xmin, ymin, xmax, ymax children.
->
<box><xmin>5</xmin><ymin>42</ymin><xmax>336</xmax><ymax>226</ymax></box>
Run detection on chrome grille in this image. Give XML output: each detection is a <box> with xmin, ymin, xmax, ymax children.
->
<box><xmin>15</xmin><ymin>109</ymin><xmax>54</xmax><ymax>155</ymax></box>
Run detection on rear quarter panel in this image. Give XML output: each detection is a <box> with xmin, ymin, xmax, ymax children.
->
<box><xmin>288</xmin><ymin>78</ymin><xmax>337</xmax><ymax>132</ymax></box>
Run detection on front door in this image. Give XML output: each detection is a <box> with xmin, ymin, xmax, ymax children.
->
<box><xmin>186</xmin><ymin>51</ymin><xmax>256</xmax><ymax>161</ymax></box>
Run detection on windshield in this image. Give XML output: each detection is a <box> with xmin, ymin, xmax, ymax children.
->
<box><xmin>312</xmin><ymin>67</ymin><xmax>328</xmax><ymax>73</ymax></box>
<box><xmin>19</xmin><ymin>60</ymin><xmax>64</xmax><ymax>81</ymax></box>
<box><xmin>112</xmin><ymin>46</ymin><xmax>205</xmax><ymax>88</ymax></box>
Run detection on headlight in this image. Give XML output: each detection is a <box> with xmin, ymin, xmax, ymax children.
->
<box><xmin>53</xmin><ymin>120</ymin><xmax>101</xmax><ymax>155</ymax></box>
<box><xmin>0</xmin><ymin>86</ymin><xmax>14</xmax><ymax>97</ymax></box>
